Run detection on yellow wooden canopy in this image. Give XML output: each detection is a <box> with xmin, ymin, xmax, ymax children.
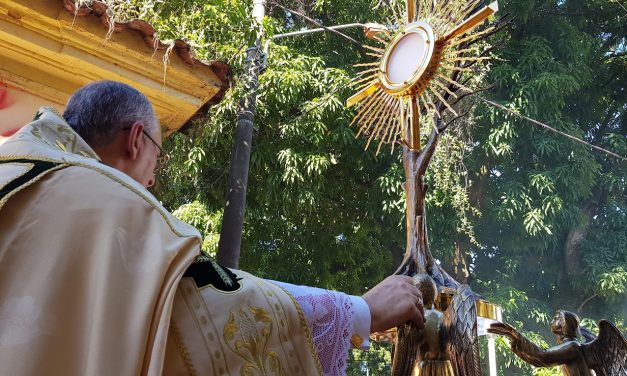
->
<box><xmin>0</xmin><ymin>0</ymin><xmax>230</xmax><ymax>135</ymax></box>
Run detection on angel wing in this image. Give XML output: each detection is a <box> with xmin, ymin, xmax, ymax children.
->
<box><xmin>583</xmin><ymin>320</ymin><xmax>627</xmax><ymax>376</ymax></box>
<box><xmin>579</xmin><ymin>324</ymin><xmax>597</xmax><ymax>343</ymax></box>
<box><xmin>390</xmin><ymin>322</ymin><xmax>421</xmax><ymax>376</ymax></box>
<box><xmin>440</xmin><ymin>285</ymin><xmax>482</xmax><ymax>376</ymax></box>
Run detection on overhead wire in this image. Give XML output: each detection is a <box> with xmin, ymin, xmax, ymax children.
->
<box><xmin>479</xmin><ymin>97</ymin><xmax>627</xmax><ymax>162</ymax></box>
<box><xmin>270</xmin><ymin>2</ymin><xmax>371</xmax><ymax>50</ymax></box>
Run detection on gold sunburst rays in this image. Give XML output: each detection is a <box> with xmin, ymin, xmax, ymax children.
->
<box><xmin>347</xmin><ymin>0</ymin><xmax>499</xmax><ymax>154</ymax></box>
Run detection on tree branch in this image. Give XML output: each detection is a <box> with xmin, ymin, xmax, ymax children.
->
<box><xmin>602</xmin><ymin>51</ymin><xmax>627</xmax><ymax>61</ymax></box>
<box><xmin>439</xmin><ymin>108</ymin><xmax>471</xmax><ymax>133</ymax></box>
<box><xmin>450</xmin><ymin>83</ymin><xmax>497</xmax><ymax>106</ymax></box>
<box><xmin>417</xmin><ymin>117</ymin><xmax>443</xmax><ymax>178</ymax></box>
<box><xmin>577</xmin><ymin>293</ymin><xmax>599</xmax><ymax>313</ymax></box>
<box><xmin>461</xmin><ymin>44</ymin><xmax>502</xmax><ymax>69</ymax></box>
<box><xmin>463</xmin><ymin>15</ymin><xmax>514</xmax><ymax>49</ymax></box>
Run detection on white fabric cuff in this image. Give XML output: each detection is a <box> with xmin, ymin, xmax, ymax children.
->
<box><xmin>348</xmin><ymin>295</ymin><xmax>371</xmax><ymax>349</ymax></box>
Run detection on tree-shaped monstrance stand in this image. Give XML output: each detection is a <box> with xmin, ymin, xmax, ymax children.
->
<box><xmin>347</xmin><ymin>1</ymin><xmax>507</xmax><ymax>374</ymax></box>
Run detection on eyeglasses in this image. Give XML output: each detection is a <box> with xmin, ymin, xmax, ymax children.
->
<box><xmin>123</xmin><ymin>127</ymin><xmax>171</xmax><ymax>169</ymax></box>
<box><xmin>141</xmin><ymin>129</ymin><xmax>170</xmax><ymax>168</ymax></box>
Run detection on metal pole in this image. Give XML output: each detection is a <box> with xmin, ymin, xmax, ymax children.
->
<box><xmin>488</xmin><ymin>333</ymin><xmax>498</xmax><ymax>376</ymax></box>
<box><xmin>217</xmin><ymin>0</ymin><xmax>265</xmax><ymax>269</ymax></box>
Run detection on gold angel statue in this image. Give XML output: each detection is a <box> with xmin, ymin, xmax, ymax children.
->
<box><xmin>391</xmin><ymin>274</ymin><xmax>482</xmax><ymax>376</ymax></box>
<box><xmin>488</xmin><ymin>310</ymin><xmax>627</xmax><ymax>376</ymax></box>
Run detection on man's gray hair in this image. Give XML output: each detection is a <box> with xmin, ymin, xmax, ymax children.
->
<box><xmin>63</xmin><ymin>81</ymin><xmax>158</xmax><ymax>146</ymax></box>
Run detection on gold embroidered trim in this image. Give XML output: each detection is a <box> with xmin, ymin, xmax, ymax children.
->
<box><xmin>200</xmin><ymin>281</ymin><xmax>244</xmax><ymax>295</ymax></box>
<box><xmin>193</xmin><ymin>255</ymin><xmax>231</xmax><ymax>286</ymax></box>
<box><xmin>0</xmin><ymin>162</ymin><xmax>34</xmax><ymax>192</ymax></box>
<box><xmin>169</xmin><ymin>321</ymin><xmax>198</xmax><ymax>376</ymax></box>
<box><xmin>28</xmin><ymin>107</ymin><xmax>99</xmax><ymax>159</ymax></box>
<box><xmin>0</xmin><ymin>154</ymin><xmax>199</xmax><ymax>240</ymax></box>
<box><xmin>223</xmin><ymin>306</ymin><xmax>287</xmax><ymax>376</ymax></box>
<box><xmin>210</xmin><ymin>259</ymin><xmax>234</xmax><ymax>287</ymax></box>
<box><xmin>38</xmin><ymin>106</ymin><xmax>64</xmax><ymax>120</ymax></box>
<box><xmin>192</xmin><ymin>254</ymin><xmax>212</xmax><ymax>264</ymax></box>
<box><xmin>183</xmin><ymin>279</ymin><xmax>232</xmax><ymax>375</ymax></box>
<box><xmin>275</xmin><ymin>285</ymin><xmax>324</xmax><ymax>376</ymax></box>
<box><xmin>1</xmin><ymin>110</ymin><xmax>196</xmax><ymax>239</ymax></box>
<box><xmin>0</xmin><ymin>164</ymin><xmax>68</xmax><ymax>212</ymax></box>
<box><xmin>192</xmin><ymin>255</ymin><xmax>243</xmax><ymax>294</ymax></box>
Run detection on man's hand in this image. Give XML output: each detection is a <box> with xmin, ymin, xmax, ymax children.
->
<box><xmin>362</xmin><ymin>275</ymin><xmax>425</xmax><ymax>333</ymax></box>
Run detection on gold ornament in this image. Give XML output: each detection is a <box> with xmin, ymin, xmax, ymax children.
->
<box><xmin>347</xmin><ymin>1</ymin><xmax>499</xmax><ymax>153</ymax></box>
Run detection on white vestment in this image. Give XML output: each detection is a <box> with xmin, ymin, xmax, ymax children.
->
<box><xmin>0</xmin><ymin>108</ymin><xmax>367</xmax><ymax>376</ymax></box>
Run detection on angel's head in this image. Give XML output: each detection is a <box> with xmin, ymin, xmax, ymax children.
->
<box><xmin>551</xmin><ymin>310</ymin><xmax>580</xmax><ymax>338</ymax></box>
<box><xmin>413</xmin><ymin>273</ymin><xmax>437</xmax><ymax>309</ymax></box>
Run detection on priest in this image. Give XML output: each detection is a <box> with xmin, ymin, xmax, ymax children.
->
<box><xmin>0</xmin><ymin>81</ymin><xmax>424</xmax><ymax>375</ymax></box>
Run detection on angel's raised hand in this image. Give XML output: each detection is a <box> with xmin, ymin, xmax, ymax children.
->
<box><xmin>488</xmin><ymin>322</ymin><xmax>519</xmax><ymax>340</ymax></box>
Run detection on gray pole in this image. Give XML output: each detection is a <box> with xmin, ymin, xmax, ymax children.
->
<box><xmin>217</xmin><ymin>0</ymin><xmax>265</xmax><ymax>269</ymax></box>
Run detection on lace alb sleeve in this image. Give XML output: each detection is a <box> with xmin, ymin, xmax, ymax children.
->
<box><xmin>269</xmin><ymin>281</ymin><xmax>369</xmax><ymax>376</ymax></box>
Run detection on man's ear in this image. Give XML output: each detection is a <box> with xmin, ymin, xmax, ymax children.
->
<box><xmin>125</xmin><ymin>121</ymin><xmax>145</xmax><ymax>160</ymax></box>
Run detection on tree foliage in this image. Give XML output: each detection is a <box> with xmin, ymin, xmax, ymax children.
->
<box><xmin>473</xmin><ymin>0</ymin><xmax>626</xmax><ymax>316</ymax></box>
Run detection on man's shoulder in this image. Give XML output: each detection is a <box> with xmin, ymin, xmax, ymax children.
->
<box><xmin>58</xmin><ymin>163</ymin><xmax>148</xmax><ymax>198</ymax></box>
<box><xmin>51</xmin><ymin>163</ymin><xmax>201</xmax><ymax>239</ymax></box>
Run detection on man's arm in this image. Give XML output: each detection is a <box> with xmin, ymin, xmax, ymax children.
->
<box><xmin>269</xmin><ymin>280</ymin><xmax>363</xmax><ymax>375</ymax></box>
<box><xmin>271</xmin><ymin>276</ymin><xmax>425</xmax><ymax>376</ymax></box>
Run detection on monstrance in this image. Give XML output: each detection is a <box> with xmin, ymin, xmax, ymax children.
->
<box><xmin>346</xmin><ymin>1</ymin><xmax>504</xmax><ymax>375</ymax></box>
<box><xmin>348</xmin><ymin>0</ymin><xmax>499</xmax><ymax>153</ymax></box>
<box><xmin>346</xmin><ymin>0</ymin><xmax>503</xmax><ymax>284</ymax></box>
